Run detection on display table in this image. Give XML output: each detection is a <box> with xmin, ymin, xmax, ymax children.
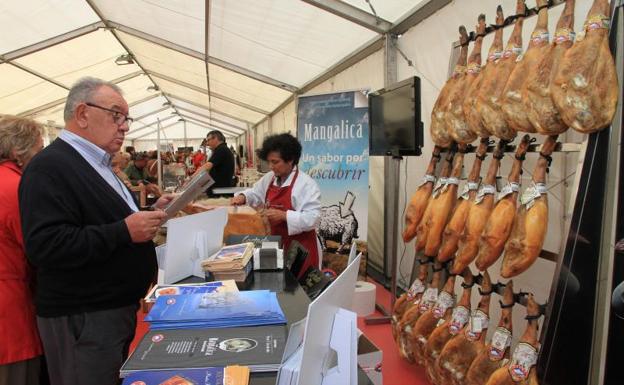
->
<box><xmin>178</xmin><ymin>270</ymin><xmax>374</xmax><ymax>385</ymax></box>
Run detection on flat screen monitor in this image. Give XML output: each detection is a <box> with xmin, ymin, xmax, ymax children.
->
<box><xmin>369</xmin><ymin>76</ymin><xmax>423</xmax><ymax>156</ymax></box>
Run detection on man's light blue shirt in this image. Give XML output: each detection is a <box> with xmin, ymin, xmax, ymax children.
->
<box><xmin>59</xmin><ymin>130</ymin><xmax>139</xmax><ymax>212</ymax></box>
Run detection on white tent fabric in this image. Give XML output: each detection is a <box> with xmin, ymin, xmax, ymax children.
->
<box><xmin>0</xmin><ymin>0</ymin><xmax>435</xmax><ymax>143</ymax></box>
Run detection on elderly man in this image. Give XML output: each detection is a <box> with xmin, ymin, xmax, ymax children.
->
<box><xmin>19</xmin><ymin>77</ymin><xmax>172</xmax><ymax>385</ymax></box>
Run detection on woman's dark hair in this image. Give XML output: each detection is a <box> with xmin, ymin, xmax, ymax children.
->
<box><xmin>256</xmin><ymin>133</ymin><xmax>302</xmax><ymax>165</ymax></box>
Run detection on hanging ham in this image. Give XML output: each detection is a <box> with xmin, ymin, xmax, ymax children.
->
<box><xmin>403</xmin><ymin>147</ymin><xmax>443</xmax><ymax>242</ymax></box>
<box><xmin>501</xmin><ymin>135</ymin><xmax>557</xmax><ymax>278</ymax></box>
<box><xmin>431</xmin><ymin>26</ymin><xmax>470</xmax><ymax>148</ymax></box>
<box><xmin>424</xmin><ymin>269</ymin><xmax>474</xmax><ymax>385</ymax></box>
<box><xmin>393</xmin><ymin>260</ymin><xmax>428</xmax><ymax>346</ymax></box>
<box><xmin>400</xmin><ymin>263</ymin><xmax>442</xmax><ymax>363</ymax></box>
<box><xmin>451</xmin><ymin>141</ymin><xmax>505</xmax><ymax>275</ymax></box>
<box><xmin>446</xmin><ymin>15</ymin><xmax>486</xmax><ymax>145</ymax></box>
<box><xmin>476</xmin><ymin>0</ymin><xmax>527</xmax><ymax>141</ymax></box>
<box><xmin>416</xmin><ymin>150</ymin><xmax>456</xmax><ymax>253</ymax></box>
<box><xmin>437</xmin><ymin>271</ymin><xmax>493</xmax><ymax>385</ymax></box>
<box><xmin>438</xmin><ymin>139</ymin><xmax>489</xmax><ymax>263</ymax></box>
<box><xmin>501</xmin><ymin>0</ymin><xmax>550</xmax><ymax>134</ymax></box>
<box><xmin>464</xmin><ymin>6</ymin><xmax>505</xmax><ymax>139</ymax></box>
<box><xmin>465</xmin><ymin>281</ymin><xmax>516</xmax><ymax>385</ymax></box>
<box><xmin>475</xmin><ymin>135</ymin><xmax>531</xmax><ymax>271</ymax></box>
<box><xmin>485</xmin><ymin>294</ymin><xmax>541</xmax><ymax>385</ymax></box>
<box><xmin>524</xmin><ymin>0</ymin><xmax>576</xmax><ymax>135</ymax></box>
<box><xmin>409</xmin><ymin>270</ymin><xmax>456</xmax><ymax>365</ymax></box>
<box><xmin>551</xmin><ymin>0</ymin><xmax>619</xmax><ymax>134</ymax></box>
<box><xmin>423</xmin><ymin>145</ymin><xmax>467</xmax><ymax>259</ymax></box>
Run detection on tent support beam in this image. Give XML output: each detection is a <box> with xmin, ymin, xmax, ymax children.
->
<box><xmin>300</xmin><ymin>0</ymin><xmax>391</xmax><ymax>33</ymax></box>
<box><xmin>149</xmin><ymin>71</ymin><xmax>270</xmax><ymax>115</ymax></box>
<box><xmin>0</xmin><ymin>21</ymin><xmax>105</xmax><ymax>62</ymax></box>
<box><xmin>163</xmin><ymin>93</ymin><xmax>255</xmax><ymax>126</ymax></box>
<box><xmin>127</xmin><ymin>114</ymin><xmax>177</xmax><ymax>137</ymax></box>
<box><xmin>180</xmin><ymin>115</ymin><xmax>242</xmax><ymax>137</ymax></box>
<box><xmin>133</xmin><ymin>105</ymin><xmax>170</xmax><ymax>121</ymax></box>
<box><xmin>17</xmin><ymin>71</ymin><xmax>143</xmax><ymax>118</ymax></box>
<box><xmin>108</xmin><ymin>21</ymin><xmax>298</xmax><ymax>93</ymax></box>
<box><xmin>175</xmin><ymin>106</ymin><xmax>246</xmax><ymax>133</ymax></box>
<box><xmin>133</xmin><ymin>120</ymin><xmax>180</xmax><ymax>140</ymax></box>
<box><xmin>85</xmin><ymin>0</ymin><xmax>185</xmax><ymax>121</ymax></box>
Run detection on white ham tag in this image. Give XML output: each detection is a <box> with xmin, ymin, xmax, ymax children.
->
<box><xmin>448</xmin><ymin>306</ymin><xmax>470</xmax><ymax>335</ymax></box>
<box><xmin>475</xmin><ymin>184</ymin><xmax>496</xmax><ymax>204</ymax></box>
<box><xmin>433</xmin><ymin>292</ymin><xmax>455</xmax><ymax>319</ymax></box>
<box><xmin>406</xmin><ymin>279</ymin><xmax>426</xmax><ymax>301</ymax></box>
<box><xmin>419</xmin><ymin>288</ymin><xmax>438</xmax><ymax>313</ymax></box>
<box><xmin>489</xmin><ymin>327</ymin><xmax>512</xmax><ymax>361</ymax></box>
<box><xmin>418</xmin><ymin>174</ymin><xmax>436</xmax><ymax>187</ymax></box>
<box><xmin>466</xmin><ymin>310</ymin><xmax>489</xmax><ymax>341</ymax></box>
<box><xmin>497</xmin><ymin>182</ymin><xmax>520</xmax><ymax>201</ymax></box>
<box><xmin>508</xmin><ymin>343</ymin><xmax>539</xmax><ymax>381</ymax></box>
<box><xmin>520</xmin><ymin>182</ymin><xmax>547</xmax><ymax>208</ymax></box>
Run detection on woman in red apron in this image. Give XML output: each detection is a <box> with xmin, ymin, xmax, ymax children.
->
<box><xmin>231</xmin><ymin>133</ymin><xmax>321</xmax><ymax>278</ymax></box>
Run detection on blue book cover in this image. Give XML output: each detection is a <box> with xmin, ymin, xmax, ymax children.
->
<box><xmin>145</xmin><ymin>282</ymin><xmax>224</xmax><ymax>303</ymax></box>
<box><xmin>145</xmin><ymin>290</ymin><xmax>286</xmax><ymax>327</ymax></box>
<box><xmin>122</xmin><ymin>367</ymin><xmax>225</xmax><ymax>385</ymax></box>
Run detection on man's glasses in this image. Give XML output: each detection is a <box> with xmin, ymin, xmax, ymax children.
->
<box><xmin>85</xmin><ymin>103</ymin><xmax>134</xmax><ymax>126</ymax></box>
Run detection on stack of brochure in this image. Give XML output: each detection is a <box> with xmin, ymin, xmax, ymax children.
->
<box><xmin>143</xmin><ymin>280</ymin><xmax>239</xmax><ymax>304</ymax></box>
<box><xmin>121</xmin><ymin>365</ymin><xmax>250</xmax><ymax>385</ymax></box>
<box><xmin>120</xmin><ymin>326</ymin><xmax>287</xmax><ymax>375</ymax></box>
<box><xmin>145</xmin><ymin>290</ymin><xmax>287</xmax><ymax>330</ymax></box>
<box><xmin>201</xmin><ymin>242</ymin><xmax>255</xmax><ymax>272</ymax></box>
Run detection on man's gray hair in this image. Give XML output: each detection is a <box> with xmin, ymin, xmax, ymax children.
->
<box><xmin>63</xmin><ymin>77</ymin><xmax>123</xmax><ymax>122</ymax></box>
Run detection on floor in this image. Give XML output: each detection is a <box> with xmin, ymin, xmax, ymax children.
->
<box><xmin>131</xmin><ymin>278</ymin><xmax>430</xmax><ymax>385</ymax></box>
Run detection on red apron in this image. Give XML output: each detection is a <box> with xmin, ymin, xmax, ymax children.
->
<box><xmin>265</xmin><ymin>170</ymin><xmax>319</xmax><ymax>278</ymax></box>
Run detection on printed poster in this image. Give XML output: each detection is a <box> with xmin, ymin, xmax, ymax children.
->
<box><xmin>297</xmin><ymin>91</ymin><xmax>369</xmax><ymax>252</ymax></box>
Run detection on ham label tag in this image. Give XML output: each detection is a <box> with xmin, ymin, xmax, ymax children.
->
<box><xmin>489</xmin><ymin>327</ymin><xmax>512</xmax><ymax>361</ymax></box>
<box><xmin>433</xmin><ymin>292</ymin><xmax>455</xmax><ymax>319</ymax></box>
<box><xmin>521</xmin><ymin>182</ymin><xmax>547</xmax><ymax>208</ymax></box>
<box><xmin>433</xmin><ymin>177</ymin><xmax>448</xmax><ymax>198</ymax></box>
<box><xmin>554</xmin><ymin>28</ymin><xmax>576</xmax><ymax>44</ymax></box>
<box><xmin>419</xmin><ymin>288</ymin><xmax>439</xmax><ymax>313</ymax></box>
<box><xmin>508</xmin><ymin>342</ymin><xmax>539</xmax><ymax>381</ymax></box>
<box><xmin>475</xmin><ymin>184</ymin><xmax>496</xmax><ymax>204</ymax></box>
<box><xmin>418</xmin><ymin>174</ymin><xmax>437</xmax><ymax>187</ymax></box>
<box><xmin>460</xmin><ymin>181</ymin><xmax>480</xmax><ymax>200</ymax></box>
<box><xmin>497</xmin><ymin>182</ymin><xmax>520</xmax><ymax>201</ymax></box>
<box><xmin>466</xmin><ymin>310</ymin><xmax>490</xmax><ymax>340</ymax></box>
<box><xmin>449</xmin><ymin>306</ymin><xmax>470</xmax><ymax>335</ymax></box>
<box><xmin>407</xmin><ymin>279</ymin><xmax>426</xmax><ymax>301</ymax></box>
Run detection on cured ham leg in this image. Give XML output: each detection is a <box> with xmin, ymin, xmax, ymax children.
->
<box><xmin>424</xmin><ymin>269</ymin><xmax>474</xmax><ymax>384</ymax></box>
<box><xmin>502</xmin><ymin>0</ymin><xmax>550</xmax><ymax>133</ymax></box>
<box><xmin>393</xmin><ymin>260</ymin><xmax>428</xmax><ymax>345</ymax></box>
<box><xmin>446</xmin><ymin>15</ymin><xmax>486</xmax><ymax>144</ymax></box>
<box><xmin>400</xmin><ymin>263</ymin><xmax>442</xmax><ymax>363</ymax></box>
<box><xmin>476</xmin><ymin>0</ymin><xmax>527</xmax><ymax>141</ymax></box>
<box><xmin>431</xmin><ymin>26</ymin><xmax>470</xmax><ymax>148</ymax></box>
<box><xmin>465</xmin><ymin>281</ymin><xmax>515</xmax><ymax>385</ymax></box>
<box><xmin>409</xmin><ymin>270</ymin><xmax>456</xmax><ymax>365</ymax></box>
<box><xmin>423</xmin><ymin>145</ymin><xmax>467</xmax><ymax>258</ymax></box>
<box><xmin>465</xmin><ymin>6</ymin><xmax>504</xmax><ymax>139</ymax></box>
<box><xmin>475</xmin><ymin>135</ymin><xmax>531</xmax><ymax>271</ymax></box>
<box><xmin>437</xmin><ymin>271</ymin><xmax>493</xmax><ymax>385</ymax></box>
<box><xmin>485</xmin><ymin>295</ymin><xmax>541</xmax><ymax>385</ymax></box>
<box><xmin>502</xmin><ymin>135</ymin><xmax>557</xmax><ymax>278</ymax></box>
<box><xmin>403</xmin><ymin>147</ymin><xmax>443</xmax><ymax>242</ymax></box>
<box><xmin>551</xmin><ymin>0</ymin><xmax>619</xmax><ymax>134</ymax></box>
<box><xmin>416</xmin><ymin>150</ymin><xmax>456</xmax><ymax>253</ymax></box>
<box><xmin>451</xmin><ymin>141</ymin><xmax>505</xmax><ymax>275</ymax></box>
<box><xmin>524</xmin><ymin>0</ymin><xmax>576</xmax><ymax>135</ymax></box>
<box><xmin>438</xmin><ymin>139</ymin><xmax>489</xmax><ymax>263</ymax></box>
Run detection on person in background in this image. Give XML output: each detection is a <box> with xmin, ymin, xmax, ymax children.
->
<box><xmin>0</xmin><ymin>115</ymin><xmax>45</xmax><ymax>385</ymax></box>
<box><xmin>192</xmin><ymin>149</ymin><xmax>206</xmax><ymax>171</ymax></box>
<box><xmin>18</xmin><ymin>77</ymin><xmax>174</xmax><ymax>385</ymax></box>
<box><xmin>111</xmin><ymin>152</ymin><xmax>132</xmax><ymax>188</ymax></box>
<box><xmin>125</xmin><ymin>152</ymin><xmax>161</xmax><ymax>197</ymax></box>
<box><xmin>196</xmin><ymin>130</ymin><xmax>235</xmax><ymax>196</ymax></box>
<box><xmin>230</xmin><ymin>145</ymin><xmax>241</xmax><ymax>186</ymax></box>
<box><xmin>230</xmin><ymin>133</ymin><xmax>321</xmax><ymax>277</ymax></box>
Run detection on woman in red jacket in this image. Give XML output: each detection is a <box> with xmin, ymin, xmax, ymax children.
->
<box><xmin>0</xmin><ymin>116</ymin><xmax>44</xmax><ymax>384</ymax></box>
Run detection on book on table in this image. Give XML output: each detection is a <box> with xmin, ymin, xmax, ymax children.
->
<box><xmin>120</xmin><ymin>326</ymin><xmax>287</xmax><ymax>376</ymax></box>
<box><xmin>144</xmin><ymin>280</ymin><xmax>239</xmax><ymax>303</ymax></box>
<box><xmin>144</xmin><ymin>290</ymin><xmax>286</xmax><ymax>330</ymax></box>
<box><xmin>201</xmin><ymin>242</ymin><xmax>255</xmax><ymax>272</ymax></box>
<box><xmin>121</xmin><ymin>365</ymin><xmax>250</xmax><ymax>385</ymax></box>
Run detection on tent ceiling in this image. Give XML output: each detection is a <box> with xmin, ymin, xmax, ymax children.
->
<box><xmin>1</xmin><ymin>0</ymin><xmax>439</xmax><ymax>140</ymax></box>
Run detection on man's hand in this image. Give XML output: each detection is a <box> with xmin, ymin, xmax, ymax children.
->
<box><xmin>152</xmin><ymin>193</ymin><xmax>176</xmax><ymax>210</ymax></box>
<box><xmin>125</xmin><ymin>210</ymin><xmax>167</xmax><ymax>243</ymax></box>
<box><xmin>264</xmin><ymin>208</ymin><xmax>287</xmax><ymax>225</ymax></box>
<box><xmin>231</xmin><ymin>194</ymin><xmax>246</xmax><ymax>206</ymax></box>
